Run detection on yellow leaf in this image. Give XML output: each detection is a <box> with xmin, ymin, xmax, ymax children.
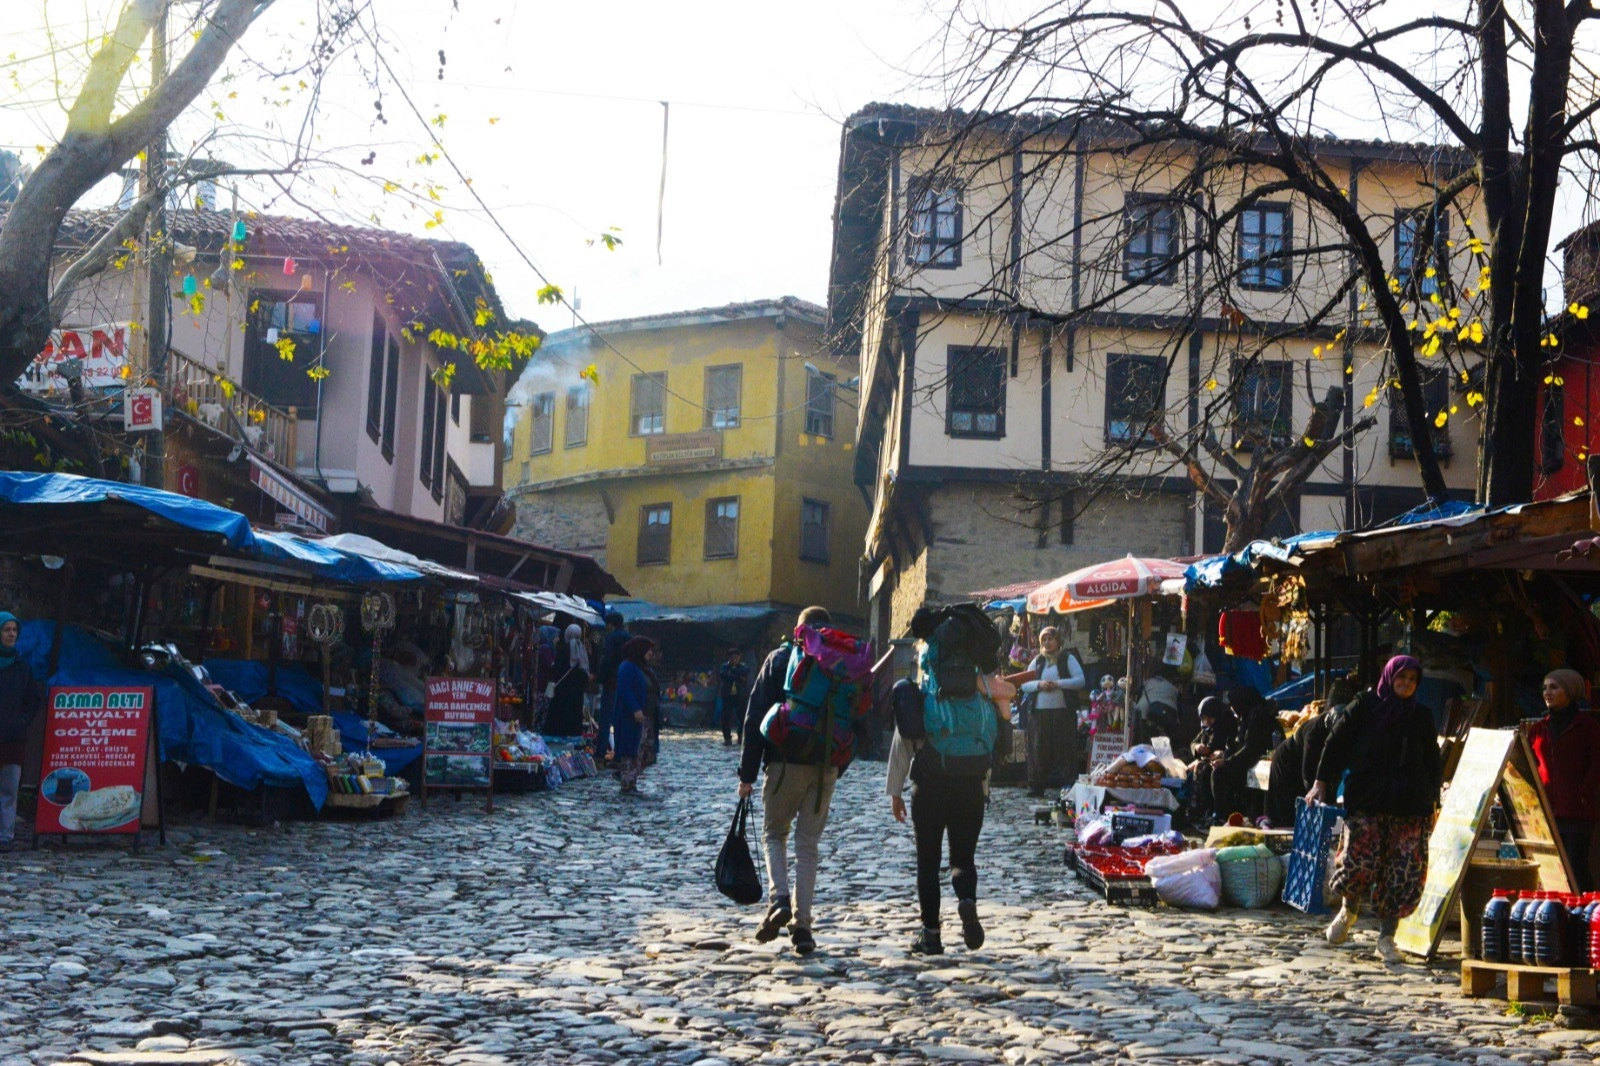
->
<box><xmin>1421</xmin><ymin>335</ymin><xmax>1441</xmax><ymax>357</ymax></box>
<box><xmin>1545</xmin><ymin>375</ymin><xmax>1555</xmax><ymax>385</ymax></box>
<box><xmin>1303</xmin><ymin>437</ymin><xmax>1316</xmax><ymax>447</ymax></box>
<box><xmin>1312</xmin><ymin>346</ymin><xmax>1323</xmax><ymax>358</ymax></box>
<box><xmin>1468</xmin><ymin>237</ymin><xmax>1485</xmax><ymax>254</ymax></box>
<box><xmin>1469</xmin><ymin>321</ymin><xmax>1484</xmax><ymax>343</ymax></box>
<box><xmin>1434</xmin><ymin>411</ymin><xmax>1448</xmax><ymax>428</ymax></box>
<box><xmin>1577</xmin><ymin>417</ymin><xmax>1586</xmax><ymax>427</ymax></box>
<box><xmin>1423</xmin><ymin>267</ymin><xmax>1436</xmax><ymax>279</ymax></box>
<box><xmin>1449</xmin><ymin>307</ymin><xmax>1461</xmax><ymax>319</ymax></box>
<box><xmin>1582</xmin><ymin>306</ymin><xmax>1592</xmax><ymax>320</ymax></box>
<box><xmin>1556</xmin><ymin>376</ymin><xmax>1566</xmax><ymax>386</ymax></box>
<box><xmin>1363</xmin><ymin>389</ymin><xmax>1378</xmax><ymax>408</ymax></box>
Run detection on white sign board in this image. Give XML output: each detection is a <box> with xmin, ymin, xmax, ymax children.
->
<box><xmin>20</xmin><ymin>324</ymin><xmax>131</xmax><ymax>392</ymax></box>
<box><xmin>123</xmin><ymin>389</ymin><xmax>163</xmax><ymax>432</ymax></box>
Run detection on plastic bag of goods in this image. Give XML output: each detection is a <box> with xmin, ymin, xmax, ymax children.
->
<box><xmin>1215</xmin><ymin>844</ymin><xmax>1285</xmax><ymax>908</ymax></box>
<box><xmin>1077</xmin><ymin>817</ymin><xmax>1115</xmax><ymax>847</ymax></box>
<box><xmin>1149</xmin><ymin>860</ymin><xmax>1221</xmax><ymax>910</ymax></box>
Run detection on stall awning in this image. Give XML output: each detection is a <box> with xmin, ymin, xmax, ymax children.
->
<box><xmin>515</xmin><ymin>591</ymin><xmax>603</xmax><ymax>626</ymax></box>
<box><xmin>248</xmin><ymin>530</ymin><xmax>424</xmax><ymax>584</ymax></box>
<box><xmin>317</xmin><ymin>532</ymin><xmax>480</xmax><ymax>583</ymax></box>
<box><xmin>0</xmin><ymin>470</ymin><xmax>254</xmax><ymax>550</ymax></box>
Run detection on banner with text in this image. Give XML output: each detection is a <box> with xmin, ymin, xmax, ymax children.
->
<box><xmin>424</xmin><ymin>677</ymin><xmax>495</xmax><ymax>789</ymax></box>
<box><xmin>35</xmin><ymin>686</ymin><xmax>154</xmax><ymax>835</ymax></box>
<box><xmin>19</xmin><ymin>324</ymin><xmax>132</xmax><ymax>393</ymax></box>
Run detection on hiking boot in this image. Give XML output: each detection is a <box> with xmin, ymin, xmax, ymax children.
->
<box><xmin>755</xmin><ymin>897</ymin><xmax>792</xmax><ymax>944</ymax></box>
<box><xmin>957</xmin><ymin>898</ymin><xmax>985</xmax><ymax>950</ymax></box>
<box><xmin>1325</xmin><ymin>900</ymin><xmax>1359</xmax><ymax>946</ymax></box>
<box><xmin>910</xmin><ymin>928</ymin><xmax>944</xmax><ymax>955</ymax></box>
<box><xmin>790</xmin><ymin>926</ymin><xmax>816</xmax><ymax>956</ymax></box>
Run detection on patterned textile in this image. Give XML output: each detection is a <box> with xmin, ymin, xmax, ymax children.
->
<box><xmin>1329</xmin><ymin>813</ymin><xmax>1431</xmax><ymax>919</ymax></box>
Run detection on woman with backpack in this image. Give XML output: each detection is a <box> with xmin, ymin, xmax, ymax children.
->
<box><xmin>886</xmin><ymin>605</ymin><xmax>1011</xmax><ymax>955</ymax></box>
<box><xmin>1309</xmin><ymin>655</ymin><xmax>1442</xmax><ymax>963</ymax></box>
<box><xmin>1019</xmin><ymin>626</ymin><xmax>1086</xmax><ymax>797</ymax></box>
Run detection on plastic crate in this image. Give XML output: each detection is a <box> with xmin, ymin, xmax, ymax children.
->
<box><xmin>1282</xmin><ymin>797</ymin><xmax>1344</xmax><ymax>915</ymax></box>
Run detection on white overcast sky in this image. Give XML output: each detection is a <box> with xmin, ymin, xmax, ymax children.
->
<box><xmin>1</xmin><ymin>0</ymin><xmax>1591</xmax><ymax>327</ymax></box>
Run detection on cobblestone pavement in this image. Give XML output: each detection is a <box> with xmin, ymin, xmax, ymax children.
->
<box><xmin>1</xmin><ymin>732</ymin><xmax>1596</xmax><ymax>1066</ymax></box>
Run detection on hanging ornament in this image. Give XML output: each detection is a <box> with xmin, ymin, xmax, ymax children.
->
<box><xmin>182</xmin><ymin>274</ymin><xmax>198</xmax><ymax>297</ymax></box>
<box><xmin>232</xmin><ymin>219</ymin><xmax>248</xmax><ymax>242</ymax></box>
<box><xmin>283</xmin><ymin>256</ymin><xmax>297</xmax><ymax>276</ymax></box>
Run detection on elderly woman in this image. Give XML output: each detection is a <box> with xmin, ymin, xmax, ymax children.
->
<box><xmin>1528</xmin><ymin>669</ymin><xmax>1600</xmax><ymax>892</ymax></box>
<box><xmin>1019</xmin><ymin>626</ymin><xmax>1085</xmax><ymax>797</ymax></box>
<box><xmin>0</xmin><ymin>612</ymin><xmax>42</xmax><ymax>851</ymax></box>
<box><xmin>613</xmin><ymin>637</ymin><xmax>658</xmax><ymax>795</ymax></box>
<box><xmin>1310</xmin><ymin>655</ymin><xmax>1442</xmax><ymax>963</ymax></box>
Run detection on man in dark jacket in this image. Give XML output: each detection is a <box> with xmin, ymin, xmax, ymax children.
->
<box><xmin>595</xmin><ymin>612</ymin><xmax>631</xmax><ymax>760</ymax></box>
<box><xmin>1187</xmin><ymin>697</ymin><xmax>1237</xmax><ymax>828</ymax></box>
<box><xmin>737</xmin><ymin>606</ymin><xmax>858</xmax><ymax>956</ymax></box>
<box><xmin>0</xmin><ymin>612</ymin><xmax>42</xmax><ymax>850</ymax></box>
<box><xmin>1210</xmin><ymin>687</ymin><xmax>1279</xmax><ymax>824</ymax></box>
<box><xmin>718</xmin><ymin>649</ymin><xmax>750</xmax><ymax>747</ymax></box>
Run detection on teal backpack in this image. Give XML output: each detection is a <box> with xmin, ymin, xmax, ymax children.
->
<box><xmin>918</xmin><ymin>641</ymin><xmax>998</xmax><ymax>776</ymax></box>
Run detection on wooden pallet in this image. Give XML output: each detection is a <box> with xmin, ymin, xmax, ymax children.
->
<box><xmin>1461</xmin><ymin>959</ymin><xmax>1600</xmax><ymax>1006</ymax></box>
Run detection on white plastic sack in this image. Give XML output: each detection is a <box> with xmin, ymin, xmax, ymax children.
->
<box><xmin>1144</xmin><ymin>847</ymin><xmax>1217</xmax><ymax>879</ymax></box>
<box><xmin>1151</xmin><ymin>863</ymin><xmax>1222</xmax><ymax>910</ymax></box>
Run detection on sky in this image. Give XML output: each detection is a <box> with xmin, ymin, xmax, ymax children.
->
<box><xmin>1</xmin><ymin>0</ymin><xmax>947</xmax><ymax>329</ymax></box>
<box><xmin>1</xmin><ymin>0</ymin><xmax>1593</xmax><ymax>332</ymax></box>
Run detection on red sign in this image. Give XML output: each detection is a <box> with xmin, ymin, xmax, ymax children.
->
<box><xmin>35</xmin><ymin>686</ymin><xmax>154</xmax><ymax>835</ymax></box>
<box><xmin>423</xmin><ymin>678</ymin><xmax>496</xmax><ymax>790</ymax></box>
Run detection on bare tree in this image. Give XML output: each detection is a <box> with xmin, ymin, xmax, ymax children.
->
<box><xmin>876</xmin><ymin>0</ymin><xmax>1600</xmax><ymax>520</ymax></box>
<box><xmin>0</xmin><ymin>0</ymin><xmax>505</xmax><ymax>389</ymax></box>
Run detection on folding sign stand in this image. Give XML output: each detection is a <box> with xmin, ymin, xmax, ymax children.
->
<box><xmin>34</xmin><ymin>686</ymin><xmax>165</xmax><ymax>850</ymax></box>
<box><xmin>1394</xmin><ymin>728</ymin><xmax>1571</xmax><ymax>959</ymax></box>
<box><xmin>421</xmin><ymin>677</ymin><xmax>496</xmax><ymax>814</ymax></box>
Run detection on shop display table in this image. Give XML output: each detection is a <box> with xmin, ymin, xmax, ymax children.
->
<box><xmin>1067</xmin><ymin>781</ymin><xmax>1179</xmax><ymax>815</ymax></box>
<box><xmin>1461</xmin><ymin>959</ymin><xmax>1600</xmax><ymax>1006</ymax></box>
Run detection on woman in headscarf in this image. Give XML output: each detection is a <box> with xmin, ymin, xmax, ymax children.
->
<box><xmin>542</xmin><ymin>621</ymin><xmax>591</xmax><ymax>738</ymax></box>
<box><xmin>1528</xmin><ymin>669</ymin><xmax>1600</xmax><ymax>892</ymax></box>
<box><xmin>612</xmin><ymin>637</ymin><xmax>658</xmax><ymax>795</ymax></box>
<box><xmin>0</xmin><ymin>612</ymin><xmax>43</xmax><ymax>850</ymax></box>
<box><xmin>1018</xmin><ymin>626</ymin><xmax>1085</xmax><ymax>797</ymax></box>
<box><xmin>1309</xmin><ymin>655</ymin><xmax>1442</xmax><ymax>963</ymax></box>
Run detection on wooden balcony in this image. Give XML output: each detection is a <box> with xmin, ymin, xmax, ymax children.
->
<box><xmin>162</xmin><ymin>349</ymin><xmax>296</xmax><ymax>463</ymax></box>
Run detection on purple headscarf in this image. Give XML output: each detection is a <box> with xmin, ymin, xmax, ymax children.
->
<box><xmin>1373</xmin><ymin>654</ymin><xmax>1423</xmax><ymax>728</ymax></box>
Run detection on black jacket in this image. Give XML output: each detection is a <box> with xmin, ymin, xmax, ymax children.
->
<box><xmin>1191</xmin><ymin>708</ymin><xmax>1237</xmax><ymax>761</ymax></box>
<box><xmin>737</xmin><ymin>645</ymin><xmax>866</xmax><ymax>784</ymax></box>
<box><xmin>1218</xmin><ymin>695</ymin><xmax>1279</xmax><ymax>775</ymax></box>
<box><xmin>1315</xmin><ymin>690</ymin><xmax>1441</xmax><ymax>818</ymax></box>
<box><xmin>0</xmin><ymin>657</ymin><xmax>41</xmax><ymax>745</ymax></box>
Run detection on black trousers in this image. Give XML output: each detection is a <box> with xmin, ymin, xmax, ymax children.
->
<box><xmin>1265</xmin><ymin>746</ymin><xmax>1302</xmax><ymax>828</ymax></box>
<box><xmin>911</xmin><ymin>774</ymin><xmax>986</xmax><ymax>929</ymax></box>
<box><xmin>1027</xmin><ymin>707</ymin><xmax>1079</xmax><ymax>793</ymax></box>
<box><xmin>719</xmin><ymin>695</ymin><xmax>742</xmax><ymax>743</ymax></box>
<box><xmin>1558</xmin><ymin>820</ymin><xmax>1595</xmax><ymax>893</ymax></box>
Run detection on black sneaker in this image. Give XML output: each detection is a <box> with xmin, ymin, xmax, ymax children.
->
<box><xmin>958</xmin><ymin>898</ymin><xmax>985</xmax><ymax>950</ymax></box>
<box><xmin>910</xmin><ymin>928</ymin><xmax>943</xmax><ymax>955</ymax></box>
<box><xmin>790</xmin><ymin>926</ymin><xmax>816</xmax><ymax>956</ymax></box>
<box><xmin>756</xmin><ymin>897</ymin><xmax>792</xmax><ymax>943</ymax></box>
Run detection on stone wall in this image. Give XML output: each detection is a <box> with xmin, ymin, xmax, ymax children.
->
<box><xmin>922</xmin><ymin>483</ymin><xmax>1189</xmax><ymax>606</ymax></box>
<box><xmin>885</xmin><ymin>546</ymin><xmax>929</xmax><ymax>643</ymax></box>
<box><xmin>508</xmin><ymin>487</ymin><xmax>611</xmax><ymax>569</ymax></box>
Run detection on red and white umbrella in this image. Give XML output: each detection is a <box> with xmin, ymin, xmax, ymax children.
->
<box><xmin>1025</xmin><ymin>555</ymin><xmax>1187</xmax><ymax>614</ymax></box>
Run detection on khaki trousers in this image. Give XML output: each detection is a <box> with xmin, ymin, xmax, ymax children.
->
<box><xmin>761</xmin><ymin>762</ymin><xmax>838</xmax><ymax>930</ymax></box>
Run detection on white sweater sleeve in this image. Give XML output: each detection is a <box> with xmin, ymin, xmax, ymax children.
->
<box><xmin>886</xmin><ymin>729</ymin><xmax>916</xmax><ymax>799</ymax></box>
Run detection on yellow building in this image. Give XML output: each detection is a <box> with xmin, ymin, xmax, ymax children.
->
<box><xmin>503</xmin><ymin>298</ymin><xmax>866</xmax><ymax>626</ymax></box>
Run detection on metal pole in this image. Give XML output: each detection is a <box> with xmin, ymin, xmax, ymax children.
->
<box><xmin>142</xmin><ymin>2</ymin><xmax>170</xmax><ymax>489</ymax></box>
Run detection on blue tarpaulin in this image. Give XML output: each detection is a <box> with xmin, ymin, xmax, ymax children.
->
<box><xmin>1184</xmin><ymin>531</ymin><xmax>1337</xmax><ymax>594</ymax></box>
<box><xmin>250</xmin><ymin>530</ymin><xmax>423</xmax><ymax>584</ymax></box>
<box><xmin>203</xmin><ymin>659</ymin><xmax>423</xmax><ymax>774</ymax></box>
<box><xmin>0</xmin><ymin>470</ymin><xmax>254</xmax><ymax>548</ymax></box>
<box><xmin>20</xmin><ymin>624</ymin><xmax>328</xmax><ymax>808</ymax></box>
<box><xmin>0</xmin><ymin>472</ymin><xmax>424</xmax><ymax>586</ymax></box>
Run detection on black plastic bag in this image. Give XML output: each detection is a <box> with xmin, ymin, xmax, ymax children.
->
<box><xmin>715</xmin><ymin>796</ymin><xmax>764</xmax><ymax>905</ymax></box>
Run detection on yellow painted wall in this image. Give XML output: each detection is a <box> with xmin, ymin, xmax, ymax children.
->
<box><xmin>505</xmin><ymin>307</ymin><xmax>866</xmax><ymax>619</ymax></box>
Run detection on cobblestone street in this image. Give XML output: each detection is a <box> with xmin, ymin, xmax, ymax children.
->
<box><xmin>1</xmin><ymin>732</ymin><xmax>1595</xmax><ymax>1066</ymax></box>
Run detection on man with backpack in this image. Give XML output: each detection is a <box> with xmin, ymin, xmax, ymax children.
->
<box><xmin>736</xmin><ymin>606</ymin><xmax>872</xmax><ymax>956</ymax></box>
<box><xmin>886</xmin><ymin>603</ymin><xmax>1010</xmax><ymax>955</ymax></box>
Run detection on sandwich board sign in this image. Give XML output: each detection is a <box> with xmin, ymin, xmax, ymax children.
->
<box><xmin>35</xmin><ymin>686</ymin><xmax>159</xmax><ymax>840</ymax></box>
<box><xmin>422</xmin><ymin>677</ymin><xmax>496</xmax><ymax>811</ymax></box>
<box><xmin>1394</xmin><ymin>728</ymin><xmax>1571</xmax><ymax>959</ymax></box>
